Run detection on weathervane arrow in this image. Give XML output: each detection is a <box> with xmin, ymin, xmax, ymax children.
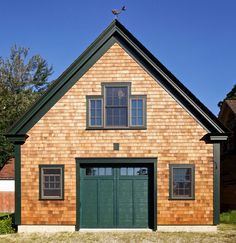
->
<box><xmin>112</xmin><ymin>6</ymin><xmax>126</xmax><ymax>19</ymax></box>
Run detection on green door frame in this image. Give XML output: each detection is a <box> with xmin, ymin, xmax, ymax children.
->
<box><xmin>76</xmin><ymin>157</ymin><xmax>157</xmax><ymax>231</ymax></box>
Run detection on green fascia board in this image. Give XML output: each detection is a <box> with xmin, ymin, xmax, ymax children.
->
<box><xmin>5</xmin><ymin>134</ymin><xmax>29</xmax><ymax>144</ymax></box>
<box><xmin>6</xmin><ymin>19</ymin><xmax>228</xmax><ymax>136</ymax></box>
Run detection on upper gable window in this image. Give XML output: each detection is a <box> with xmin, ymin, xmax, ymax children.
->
<box><xmin>87</xmin><ymin>83</ymin><xmax>146</xmax><ymax>129</ymax></box>
<box><xmin>106</xmin><ymin>86</ymin><xmax>128</xmax><ymax>127</ymax></box>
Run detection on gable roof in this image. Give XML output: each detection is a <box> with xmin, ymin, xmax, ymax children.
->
<box><xmin>6</xmin><ymin>20</ymin><xmax>228</xmax><ymax>138</ymax></box>
<box><xmin>0</xmin><ymin>158</ymin><xmax>14</xmax><ymax>180</ymax></box>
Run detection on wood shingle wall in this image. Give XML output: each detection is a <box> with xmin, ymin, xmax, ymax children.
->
<box><xmin>21</xmin><ymin>43</ymin><xmax>213</xmax><ymax>225</ymax></box>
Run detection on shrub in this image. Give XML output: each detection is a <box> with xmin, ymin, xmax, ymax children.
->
<box><xmin>0</xmin><ymin>214</ymin><xmax>15</xmax><ymax>234</ymax></box>
<box><xmin>220</xmin><ymin>210</ymin><xmax>236</xmax><ymax>224</ymax></box>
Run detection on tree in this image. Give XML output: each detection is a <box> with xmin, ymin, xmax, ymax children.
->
<box><xmin>0</xmin><ymin>46</ymin><xmax>53</xmax><ymax>166</ymax></box>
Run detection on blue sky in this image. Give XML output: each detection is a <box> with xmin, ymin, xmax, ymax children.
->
<box><xmin>0</xmin><ymin>0</ymin><xmax>235</xmax><ymax>115</ymax></box>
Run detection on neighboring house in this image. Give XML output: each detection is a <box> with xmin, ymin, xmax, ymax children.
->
<box><xmin>6</xmin><ymin>20</ymin><xmax>228</xmax><ymax>233</ymax></box>
<box><xmin>218</xmin><ymin>99</ymin><xmax>236</xmax><ymax>211</ymax></box>
<box><xmin>0</xmin><ymin>158</ymin><xmax>15</xmax><ymax>213</ymax></box>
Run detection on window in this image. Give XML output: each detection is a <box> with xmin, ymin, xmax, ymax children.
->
<box><xmin>169</xmin><ymin>164</ymin><xmax>195</xmax><ymax>199</ymax></box>
<box><xmin>39</xmin><ymin>165</ymin><xmax>64</xmax><ymax>200</ymax></box>
<box><xmin>87</xmin><ymin>83</ymin><xmax>146</xmax><ymax>129</ymax></box>
<box><xmin>120</xmin><ymin>167</ymin><xmax>148</xmax><ymax>176</ymax></box>
<box><xmin>131</xmin><ymin>97</ymin><xmax>145</xmax><ymax>126</ymax></box>
<box><xmin>106</xmin><ymin>86</ymin><xmax>128</xmax><ymax>127</ymax></box>
<box><xmin>88</xmin><ymin>97</ymin><xmax>103</xmax><ymax>127</ymax></box>
<box><xmin>85</xmin><ymin>167</ymin><xmax>112</xmax><ymax>176</ymax></box>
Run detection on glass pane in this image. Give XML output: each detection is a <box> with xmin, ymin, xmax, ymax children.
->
<box><xmin>127</xmin><ymin>168</ymin><xmax>133</xmax><ymax>176</ymax></box>
<box><xmin>134</xmin><ymin>167</ymin><xmax>140</xmax><ymax>175</ymax></box>
<box><xmin>139</xmin><ymin>167</ymin><xmax>148</xmax><ymax>175</ymax></box>
<box><xmin>105</xmin><ymin>168</ymin><xmax>112</xmax><ymax>175</ymax></box>
<box><xmin>49</xmin><ymin>176</ymin><xmax>54</xmax><ymax>182</ymax></box>
<box><xmin>89</xmin><ymin>99</ymin><xmax>102</xmax><ymax>126</ymax></box>
<box><xmin>132</xmin><ymin>99</ymin><xmax>137</xmax><ymax>109</ymax></box>
<box><xmin>106</xmin><ymin>107</ymin><xmax>128</xmax><ymax>126</ymax></box>
<box><xmin>138</xmin><ymin>99</ymin><xmax>143</xmax><ymax>108</ymax></box>
<box><xmin>96</xmin><ymin>100</ymin><xmax>102</xmax><ymax>108</ymax></box>
<box><xmin>86</xmin><ymin>168</ymin><xmax>100</xmax><ymax>176</ymax></box>
<box><xmin>99</xmin><ymin>168</ymin><xmax>105</xmax><ymax>176</ymax></box>
<box><xmin>106</xmin><ymin>87</ymin><xmax>128</xmax><ymax>106</ymax></box>
<box><xmin>96</xmin><ymin>118</ymin><xmax>102</xmax><ymax>126</ymax></box>
<box><xmin>173</xmin><ymin>167</ymin><xmax>192</xmax><ymax>197</ymax></box>
<box><xmin>91</xmin><ymin>109</ymin><xmax>95</xmax><ymax>117</ymax></box>
<box><xmin>138</xmin><ymin>109</ymin><xmax>143</xmax><ymax>117</ymax></box>
<box><xmin>132</xmin><ymin>117</ymin><xmax>136</xmax><ymax>126</ymax></box>
<box><xmin>120</xmin><ymin>167</ymin><xmax>127</xmax><ymax>176</ymax></box>
<box><xmin>90</xmin><ymin>100</ymin><xmax>95</xmax><ymax>109</ymax></box>
<box><xmin>44</xmin><ymin>183</ymin><xmax>49</xmax><ymax>188</ymax></box>
<box><xmin>90</xmin><ymin>118</ymin><xmax>95</xmax><ymax>126</ymax></box>
<box><xmin>131</xmin><ymin>98</ymin><xmax>144</xmax><ymax>126</ymax></box>
<box><xmin>55</xmin><ymin>183</ymin><xmax>60</xmax><ymax>188</ymax></box>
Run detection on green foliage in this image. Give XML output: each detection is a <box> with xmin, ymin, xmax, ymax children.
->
<box><xmin>0</xmin><ymin>46</ymin><xmax>53</xmax><ymax>166</ymax></box>
<box><xmin>0</xmin><ymin>215</ymin><xmax>15</xmax><ymax>234</ymax></box>
<box><xmin>220</xmin><ymin>211</ymin><xmax>236</xmax><ymax>224</ymax></box>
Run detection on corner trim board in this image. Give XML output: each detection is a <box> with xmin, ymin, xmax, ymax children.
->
<box><xmin>14</xmin><ymin>144</ymin><xmax>21</xmax><ymax>225</ymax></box>
<box><xmin>213</xmin><ymin>143</ymin><xmax>220</xmax><ymax>225</ymax></box>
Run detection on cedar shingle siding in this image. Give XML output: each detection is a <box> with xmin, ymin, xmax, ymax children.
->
<box><xmin>21</xmin><ymin>43</ymin><xmax>213</xmax><ymax>224</ymax></box>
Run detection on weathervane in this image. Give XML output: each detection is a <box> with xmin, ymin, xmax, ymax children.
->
<box><xmin>112</xmin><ymin>6</ymin><xmax>126</xmax><ymax>19</ymax></box>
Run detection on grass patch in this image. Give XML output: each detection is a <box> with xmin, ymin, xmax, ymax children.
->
<box><xmin>220</xmin><ymin>210</ymin><xmax>236</xmax><ymax>224</ymax></box>
<box><xmin>0</xmin><ymin>214</ymin><xmax>15</xmax><ymax>235</ymax></box>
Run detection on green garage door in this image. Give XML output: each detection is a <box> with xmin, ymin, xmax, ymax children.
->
<box><xmin>80</xmin><ymin>165</ymin><xmax>151</xmax><ymax>228</ymax></box>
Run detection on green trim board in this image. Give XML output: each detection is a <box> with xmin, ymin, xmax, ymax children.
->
<box><xmin>213</xmin><ymin>143</ymin><xmax>220</xmax><ymax>225</ymax></box>
<box><xmin>38</xmin><ymin>165</ymin><xmax>64</xmax><ymax>200</ymax></box>
<box><xmin>6</xmin><ymin>19</ymin><xmax>228</xmax><ymax>137</ymax></box>
<box><xmin>76</xmin><ymin>157</ymin><xmax>157</xmax><ymax>230</ymax></box>
<box><xmin>14</xmin><ymin>144</ymin><xmax>21</xmax><ymax>225</ymax></box>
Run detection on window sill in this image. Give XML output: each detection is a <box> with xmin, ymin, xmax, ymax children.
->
<box><xmin>86</xmin><ymin>127</ymin><xmax>147</xmax><ymax>130</ymax></box>
<box><xmin>39</xmin><ymin>198</ymin><xmax>64</xmax><ymax>201</ymax></box>
<box><xmin>168</xmin><ymin>197</ymin><xmax>195</xmax><ymax>200</ymax></box>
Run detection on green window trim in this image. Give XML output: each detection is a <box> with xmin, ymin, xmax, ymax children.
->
<box><xmin>86</xmin><ymin>96</ymin><xmax>103</xmax><ymax>128</ymax></box>
<box><xmin>130</xmin><ymin>95</ymin><xmax>147</xmax><ymax>127</ymax></box>
<box><xmin>86</xmin><ymin>83</ymin><xmax>147</xmax><ymax>129</ymax></box>
<box><xmin>39</xmin><ymin>165</ymin><xmax>64</xmax><ymax>200</ymax></box>
<box><xmin>169</xmin><ymin>164</ymin><xmax>195</xmax><ymax>200</ymax></box>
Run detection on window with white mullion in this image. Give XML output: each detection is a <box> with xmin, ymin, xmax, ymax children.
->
<box><xmin>105</xmin><ymin>86</ymin><xmax>128</xmax><ymax>127</ymax></box>
<box><xmin>131</xmin><ymin>97</ymin><xmax>144</xmax><ymax>126</ymax></box>
<box><xmin>89</xmin><ymin>98</ymin><xmax>103</xmax><ymax>127</ymax></box>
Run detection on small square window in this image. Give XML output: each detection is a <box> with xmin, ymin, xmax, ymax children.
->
<box><xmin>39</xmin><ymin>165</ymin><xmax>64</xmax><ymax>200</ymax></box>
<box><xmin>169</xmin><ymin>164</ymin><xmax>195</xmax><ymax>200</ymax></box>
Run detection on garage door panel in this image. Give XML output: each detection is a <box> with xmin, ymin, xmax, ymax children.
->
<box><xmin>117</xmin><ymin>180</ymin><xmax>133</xmax><ymax>227</ymax></box>
<box><xmin>81</xmin><ymin>180</ymin><xmax>98</xmax><ymax>227</ymax></box>
<box><xmin>98</xmin><ymin>179</ymin><xmax>115</xmax><ymax>227</ymax></box>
